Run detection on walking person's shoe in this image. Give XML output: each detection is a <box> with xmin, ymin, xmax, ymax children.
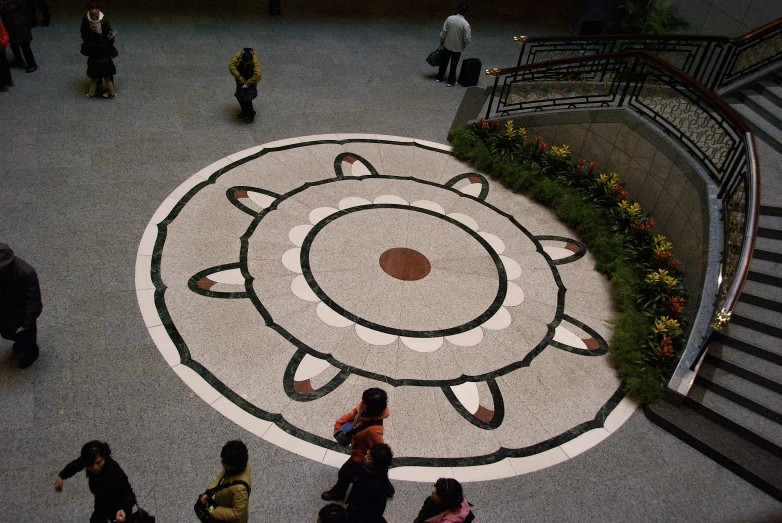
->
<box><xmin>109</xmin><ymin>93</ymin><xmax>116</xmax><ymax>100</ymax></box>
<box><xmin>244</xmin><ymin>112</ymin><xmax>256</xmax><ymax>123</ymax></box>
<box><xmin>25</xmin><ymin>65</ymin><xmax>38</xmax><ymax>73</ymax></box>
<box><xmin>86</xmin><ymin>93</ymin><xmax>96</xmax><ymax>99</ymax></box>
<box><xmin>320</xmin><ymin>490</ymin><xmax>343</xmax><ymax>502</ymax></box>
<box><xmin>0</xmin><ymin>85</ymin><xmax>8</xmax><ymax>92</ymax></box>
<box><xmin>19</xmin><ymin>352</ymin><xmax>38</xmax><ymax>369</ymax></box>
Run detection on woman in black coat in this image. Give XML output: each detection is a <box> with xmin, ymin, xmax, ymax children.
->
<box><xmin>80</xmin><ymin>1</ymin><xmax>117</xmax><ymax>99</ymax></box>
<box><xmin>346</xmin><ymin>443</ymin><xmax>395</xmax><ymax>523</ymax></box>
<box><xmin>0</xmin><ymin>0</ymin><xmax>37</xmax><ymax>72</ymax></box>
<box><xmin>55</xmin><ymin>441</ymin><xmax>136</xmax><ymax>523</ymax></box>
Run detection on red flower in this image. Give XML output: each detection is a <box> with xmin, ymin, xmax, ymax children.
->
<box><xmin>612</xmin><ymin>183</ymin><xmax>623</xmax><ymax>194</ymax></box>
<box><xmin>670</xmin><ymin>258</ymin><xmax>680</xmax><ymax>270</ymax></box>
<box><xmin>633</xmin><ymin>217</ymin><xmax>655</xmax><ymax>232</ymax></box>
<box><xmin>481</xmin><ymin>120</ymin><xmax>489</xmax><ymax>130</ymax></box>
<box><xmin>576</xmin><ymin>159</ymin><xmax>586</xmax><ymax>174</ymax></box>
<box><xmin>587</xmin><ymin>161</ymin><xmax>597</xmax><ymax>175</ymax></box>
<box><xmin>524</xmin><ymin>138</ymin><xmax>533</xmax><ymax>151</ymax></box>
<box><xmin>668</xmin><ymin>296</ymin><xmax>685</xmax><ymax>315</ymax></box>
<box><xmin>492</xmin><ymin>119</ymin><xmax>500</xmax><ymax>128</ymax></box>
<box><xmin>656</xmin><ymin>344</ymin><xmax>675</xmax><ymax>361</ymax></box>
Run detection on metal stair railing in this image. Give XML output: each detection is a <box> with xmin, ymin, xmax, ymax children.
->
<box><xmin>484</xmin><ymin>51</ymin><xmax>759</xmax><ymax>397</ymax></box>
<box><xmin>513</xmin><ymin>17</ymin><xmax>782</xmax><ymax>94</ymax></box>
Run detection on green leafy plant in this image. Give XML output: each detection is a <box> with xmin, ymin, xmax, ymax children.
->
<box><xmin>617</xmin><ymin>0</ymin><xmax>692</xmax><ymax>34</ymax></box>
<box><xmin>449</xmin><ymin>120</ymin><xmax>690</xmax><ymax>403</ymax></box>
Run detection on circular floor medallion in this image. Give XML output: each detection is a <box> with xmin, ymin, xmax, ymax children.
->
<box><xmin>136</xmin><ymin>135</ymin><xmax>637</xmax><ymax>482</ymax></box>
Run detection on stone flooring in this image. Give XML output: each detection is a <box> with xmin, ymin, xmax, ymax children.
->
<box><xmin>1</xmin><ymin>0</ymin><xmax>781</xmax><ymax>521</ymax></box>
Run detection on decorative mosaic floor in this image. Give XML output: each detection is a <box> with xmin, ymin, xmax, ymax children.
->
<box><xmin>135</xmin><ymin>135</ymin><xmax>637</xmax><ymax>482</ymax></box>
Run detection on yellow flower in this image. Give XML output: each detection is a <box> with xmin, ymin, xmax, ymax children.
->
<box><xmin>653</xmin><ymin>235</ymin><xmax>673</xmax><ymax>253</ymax></box>
<box><xmin>549</xmin><ymin>145</ymin><xmax>570</xmax><ymax>159</ymax></box>
<box><xmin>653</xmin><ymin>316</ymin><xmax>681</xmax><ymax>335</ymax></box>
<box><xmin>505</xmin><ymin>120</ymin><xmax>515</xmax><ymax>138</ymax></box>
<box><xmin>608</xmin><ymin>172</ymin><xmax>619</xmax><ymax>186</ymax></box>
<box><xmin>664</xmin><ymin>276</ymin><xmax>679</xmax><ymax>289</ymax></box>
<box><xmin>597</xmin><ymin>173</ymin><xmax>610</xmax><ymax>184</ymax></box>
<box><xmin>646</xmin><ymin>269</ymin><xmax>671</xmax><ymax>286</ymax></box>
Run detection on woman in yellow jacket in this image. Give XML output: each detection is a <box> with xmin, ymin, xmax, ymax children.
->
<box><xmin>229</xmin><ymin>48</ymin><xmax>261</xmax><ymax>123</ymax></box>
<box><xmin>198</xmin><ymin>440</ymin><xmax>252</xmax><ymax>523</ymax></box>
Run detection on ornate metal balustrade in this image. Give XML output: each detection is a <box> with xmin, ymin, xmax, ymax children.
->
<box><xmin>514</xmin><ymin>17</ymin><xmax>782</xmax><ymax>93</ymax></box>
<box><xmin>485</xmin><ymin>51</ymin><xmax>759</xmax><ymax>396</ymax></box>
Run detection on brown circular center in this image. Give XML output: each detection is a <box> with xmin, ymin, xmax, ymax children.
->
<box><xmin>379</xmin><ymin>248</ymin><xmax>431</xmax><ymax>281</ymax></box>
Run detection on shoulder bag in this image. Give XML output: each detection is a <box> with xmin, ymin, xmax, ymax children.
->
<box><xmin>194</xmin><ymin>475</ymin><xmax>252</xmax><ymax>523</ymax></box>
<box><xmin>334</xmin><ymin>419</ymin><xmax>383</xmax><ymax>446</ymax></box>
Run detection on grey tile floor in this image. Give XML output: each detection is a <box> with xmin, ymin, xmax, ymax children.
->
<box><xmin>1</xmin><ymin>0</ymin><xmax>781</xmax><ymax>521</ymax></box>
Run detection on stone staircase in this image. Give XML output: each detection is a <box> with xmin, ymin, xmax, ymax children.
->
<box><xmin>645</xmin><ymin>71</ymin><xmax>782</xmax><ymax>502</ymax></box>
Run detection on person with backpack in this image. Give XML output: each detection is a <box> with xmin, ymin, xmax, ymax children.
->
<box><xmin>197</xmin><ymin>440</ymin><xmax>252</xmax><ymax>523</ymax></box>
<box><xmin>321</xmin><ymin>387</ymin><xmax>390</xmax><ymax>502</ymax></box>
<box><xmin>413</xmin><ymin>477</ymin><xmax>474</xmax><ymax>523</ymax></box>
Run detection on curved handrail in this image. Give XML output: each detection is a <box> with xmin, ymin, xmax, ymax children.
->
<box><xmin>490</xmin><ymin>50</ymin><xmax>751</xmax><ymax>133</ymax></box>
<box><xmin>482</xmin><ymin>50</ymin><xmax>760</xmax><ymax>396</ymax></box>
<box><xmin>513</xmin><ymin>17</ymin><xmax>782</xmax><ymax>92</ymax></box>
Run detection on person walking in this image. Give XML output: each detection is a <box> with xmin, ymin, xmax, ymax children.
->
<box><xmin>436</xmin><ymin>3</ymin><xmax>471</xmax><ymax>87</ymax></box>
<box><xmin>197</xmin><ymin>440</ymin><xmax>252</xmax><ymax>523</ymax></box>
<box><xmin>80</xmin><ymin>1</ymin><xmax>117</xmax><ymax>99</ymax></box>
<box><xmin>413</xmin><ymin>478</ymin><xmax>474</xmax><ymax>523</ymax></box>
<box><xmin>0</xmin><ymin>243</ymin><xmax>42</xmax><ymax>368</ymax></box>
<box><xmin>321</xmin><ymin>387</ymin><xmax>390</xmax><ymax>502</ymax></box>
<box><xmin>346</xmin><ymin>443</ymin><xmax>395</xmax><ymax>523</ymax></box>
<box><xmin>229</xmin><ymin>47</ymin><xmax>261</xmax><ymax>123</ymax></box>
<box><xmin>54</xmin><ymin>441</ymin><xmax>137</xmax><ymax>523</ymax></box>
<box><xmin>0</xmin><ymin>20</ymin><xmax>12</xmax><ymax>90</ymax></box>
<box><xmin>1</xmin><ymin>0</ymin><xmax>38</xmax><ymax>73</ymax></box>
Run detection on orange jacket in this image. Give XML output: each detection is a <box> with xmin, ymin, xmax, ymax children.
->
<box><xmin>335</xmin><ymin>402</ymin><xmax>390</xmax><ymax>463</ymax></box>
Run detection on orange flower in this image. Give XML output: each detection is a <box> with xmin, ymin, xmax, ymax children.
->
<box><xmin>670</xmin><ymin>258</ymin><xmax>680</xmax><ymax>270</ymax></box>
<box><xmin>656</xmin><ymin>344</ymin><xmax>675</xmax><ymax>361</ymax></box>
<box><xmin>633</xmin><ymin>217</ymin><xmax>655</xmax><ymax>232</ymax></box>
<box><xmin>668</xmin><ymin>296</ymin><xmax>685</xmax><ymax>315</ymax></box>
<box><xmin>588</xmin><ymin>161</ymin><xmax>597</xmax><ymax>175</ymax></box>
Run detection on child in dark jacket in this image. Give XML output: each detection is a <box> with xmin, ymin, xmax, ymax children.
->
<box><xmin>347</xmin><ymin>443</ymin><xmax>395</xmax><ymax>523</ymax></box>
<box><xmin>80</xmin><ymin>1</ymin><xmax>117</xmax><ymax>99</ymax></box>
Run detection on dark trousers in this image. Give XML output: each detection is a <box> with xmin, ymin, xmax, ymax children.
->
<box><xmin>28</xmin><ymin>0</ymin><xmax>51</xmax><ymax>25</ymax></box>
<box><xmin>437</xmin><ymin>48</ymin><xmax>461</xmax><ymax>85</ymax></box>
<box><xmin>10</xmin><ymin>42</ymin><xmax>37</xmax><ymax>68</ymax></box>
<box><xmin>239</xmin><ymin>100</ymin><xmax>255</xmax><ymax>116</ymax></box>
<box><xmin>0</xmin><ymin>51</ymin><xmax>12</xmax><ymax>87</ymax></box>
<box><xmin>329</xmin><ymin>458</ymin><xmax>363</xmax><ymax>499</ymax></box>
<box><xmin>1</xmin><ymin>325</ymin><xmax>39</xmax><ymax>361</ymax></box>
<box><xmin>268</xmin><ymin>0</ymin><xmax>281</xmax><ymax>14</ymax></box>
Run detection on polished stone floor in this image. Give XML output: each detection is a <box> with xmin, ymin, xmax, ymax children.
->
<box><xmin>1</xmin><ymin>0</ymin><xmax>781</xmax><ymax>521</ymax></box>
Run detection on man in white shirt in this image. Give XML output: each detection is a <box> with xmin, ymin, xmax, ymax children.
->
<box><xmin>436</xmin><ymin>4</ymin><xmax>471</xmax><ymax>87</ymax></box>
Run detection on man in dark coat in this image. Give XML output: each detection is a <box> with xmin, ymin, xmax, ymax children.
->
<box><xmin>0</xmin><ymin>0</ymin><xmax>38</xmax><ymax>73</ymax></box>
<box><xmin>0</xmin><ymin>243</ymin><xmax>42</xmax><ymax>368</ymax></box>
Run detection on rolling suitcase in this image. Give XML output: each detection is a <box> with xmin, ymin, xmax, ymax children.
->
<box><xmin>458</xmin><ymin>58</ymin><xmax>482</xmax><ymax>87</ymax></box>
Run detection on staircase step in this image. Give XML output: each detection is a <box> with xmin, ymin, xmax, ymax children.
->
<box><xmin>748</xmin><ymin>270</ymin><xmax>782</xmax><ymax>287</ymax></box>
<box><xmin>689</xmin><ymin>383</ymin><xmax>782</xmax><ymax>448</ymax></box>
<box><xmin>749</xmin><ymin>256</ymin><xmax>782</xmax><ymax>278</ymax></box>
<box><xmin>759</xmin><ymin>78</ymin><xmax>782</xmax><ymax>105</ymax></box>
<box><xmin>730</xmin><ymin>100</ymin><xmax>782</xmax><ymax>155</ymax></box>
<box><xmin>740</xmin><ymin>292</ymin><xmax>782</xmax><ymax>314</ymax></box>
<box><xmin>758</xmin><ymin>213</ymin><xmax>782</xmax><ymax>230</ymax></box>
<box><xmin>704</xmin><ymin>353</ymin><xmax>782</xmax><ymax>395</ymax></box>
<box><xmin>645</xmin><ymin>401</ymin><xmax>782</xmax><ymax>502</ymax></box>
<box><xmin>694</xmin><ymin>371</ymin><xmax>782</xmax><ymax>424</ymax></box>
<box><xmin>759</xmin><ymin>227</ymin><xmax>782</xmax><ymax>241</ymax></box>
<box><xmin>731</xmin><ymin>314</ymin><xmax>782</xmax><ymax>341</ymax></box>
<box><xmin>760</xmin><ymin>205</ymin><xmax>782</xmax><ymax>217</ymax></box>
<box><xmin>755</xmin><ymin>237</ymin><xmax>782</xmax><ymax>255</ymax></box>
<box><xmin>752</xmin><ymin>249</ymin><xmax>781</xmax><ymax>263</ymax></box>
<box><xmin>711</xmin><ymin>335</ymin><xmax>782</xmax><ymax>383</ymax></box>
<box><xmin>742</xmin><ymin>278</ymin><xmax>782</xmax><ymax>302</ymax></box>
<box><xmin>733</xmin><ymin>300</ymin><xmax>782</xmax><ymax>328</ymax></box>
<box><xmin>746</xmin><ymin>91</ymin><xmax>782</xmax><ymax>123</ymax></box>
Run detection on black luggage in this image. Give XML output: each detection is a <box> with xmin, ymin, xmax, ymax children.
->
<box><xmin>458</xmin><ymin>58</ymin><xmax>482</xmax><ymax>87</ymax></box>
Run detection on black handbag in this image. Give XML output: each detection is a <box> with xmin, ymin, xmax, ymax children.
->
<box><xmin>333</xmin><ymin>419</ymin><xmax>383</xmax><ymax>446</ymax></box>
<box><xmin>194</xmin><ymin>476</ymin><xmax>252</xmax><ymax>523</ymax></box>
<box><xmin>426</xmin><ymin>46</ymin><xmax>444</xmax><ymax>66</ymax></box>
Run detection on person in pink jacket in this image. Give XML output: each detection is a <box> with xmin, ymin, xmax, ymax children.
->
<box><xmin>413</xmin><ymin>477</ymin><xmax>474</xmax><ymax>523</ymax></box>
